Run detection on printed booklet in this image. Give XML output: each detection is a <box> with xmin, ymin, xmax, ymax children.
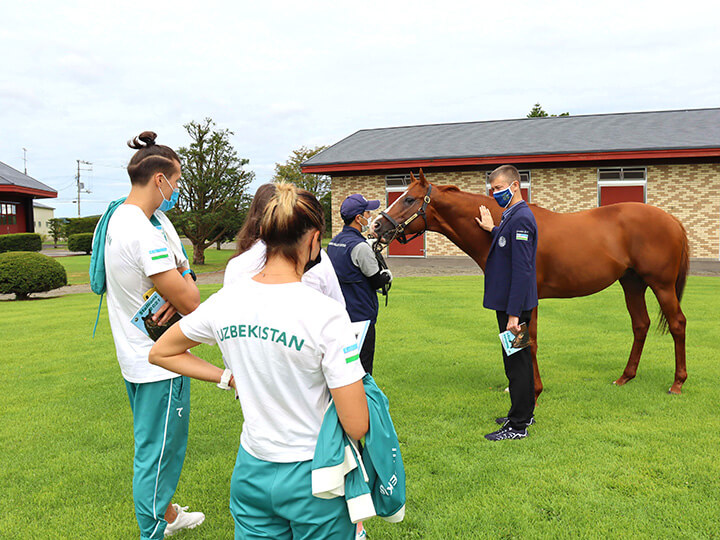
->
<box><xmin>498</xmin><ymin>322</ymin><xmax>531</xmax><ymax>356</ymax></box>
<box><xmin>351</xmin><ymin>320</ymin><xmax>370</xmax><ymax>351</ymax></box>
<box><xmin>131</xmin><ymin>289</ymin><xmax>182</xmax><ymax>341</ymax></box>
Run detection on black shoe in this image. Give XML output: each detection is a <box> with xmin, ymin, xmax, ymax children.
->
<box><xmin>484</xmin><ymin>423</ymin><xmax>528</xmax><ymax>441</ymax></box>
<box><xmin>495</xmin><ymin>415</ymin><xmax>535</xmax><ymax>427</ymax></box>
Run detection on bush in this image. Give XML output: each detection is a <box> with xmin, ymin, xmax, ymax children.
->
<box><xmin>65</xmin><ymin>215</ymin><xmax>100</xmax><ymax>236</ymax></box>
<box><xmin>0</xmin><ymin>233</ymin><xmax>42</xmax><ymax>253</ymax></box>
<box><xmin>67</xmin><ymin>233</ymin><xmax>93</xmax><ymax>254</ymax></box>
<box><xmin>0</xmin><ymin>251</ymin><xmax>67</xmax><ymax>300</ymax></box>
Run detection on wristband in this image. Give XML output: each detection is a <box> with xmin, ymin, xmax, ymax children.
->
<box><xmin>217</xmin><ymin>368</ymin><xmax>233</xmax><ymax>390</ymax></box>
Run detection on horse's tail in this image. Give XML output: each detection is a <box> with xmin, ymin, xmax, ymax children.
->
<box><xmin>658</xmin><ymin>216</ymin><xmax>689</xmax><ymax>334</ymax></box>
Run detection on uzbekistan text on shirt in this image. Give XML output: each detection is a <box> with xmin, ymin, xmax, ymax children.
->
<box><xmin>216</xmin><ymin>324</ymin><xmax>306</xmax><ymax>351</ymax></box>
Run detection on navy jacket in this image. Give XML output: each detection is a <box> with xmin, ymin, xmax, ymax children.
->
<box><xmin>483</xmin><ymin>200</ymin><xmax>538</xmax><ymax>317</ymax></box>
<box><xmin>327</xmin><ymin>226</ymin><xmax>379</xmax><ymax>324</ymax></box>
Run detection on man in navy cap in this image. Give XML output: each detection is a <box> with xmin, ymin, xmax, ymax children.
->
<box><xmin>327</xmin><ymin>194</ymin><xmax>393</xmax><ymax>375</ymax></box>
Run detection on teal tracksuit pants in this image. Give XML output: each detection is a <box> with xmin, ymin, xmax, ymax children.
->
<box><xmin>125</xmin><ymin>376</ymin><xmax>190</xmax><ymax>540</ymax></box>
<box><xmin>230</xmin><ymin>444</ymin><xmax>354</xmax><ymax>539</ymax></box>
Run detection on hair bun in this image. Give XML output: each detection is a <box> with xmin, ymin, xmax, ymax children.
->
<box><xmin>127</xmin><ymin>131</ymin><xmax>158</xmax><ymax>150</ymax></box>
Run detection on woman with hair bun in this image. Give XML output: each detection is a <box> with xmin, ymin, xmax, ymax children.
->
<box><xmin>150</xmin><ymin>183</ymin><xmax>369</xmax><ymax>539</ymax></box>
<box><xmin>225</xmin><ymin>183</ymin><xmax>345</xmax><ymax>306</ymax></box>
<box><xmin>102</xmin><ymin>131</ymin><xmax>205</xmax><ymax>538</ymax></box>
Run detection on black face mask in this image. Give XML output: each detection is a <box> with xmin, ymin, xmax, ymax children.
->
<box><xmin>304</xmin><ymin>250</ymin><xmax>322</xmax><ymax>273</ymax></box>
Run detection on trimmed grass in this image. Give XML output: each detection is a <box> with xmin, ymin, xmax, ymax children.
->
<box><xmin>1</xmin><ymin>277</ymin><xmax>719</xmax><ymax>538</ymax></box>
<box><xmin>56</xmin><ymin>246</ymin><xmax>235</xmax><ymax>285</ymax></box>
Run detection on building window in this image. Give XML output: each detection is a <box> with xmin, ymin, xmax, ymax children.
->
<box><xmin>385</xmin><ymin>173</ymin><xmax>420</xmax><ymax>188</ymax></box>
<box><xmin>486</xmin><ymin>170</ymin><xmax>532</xmax><ymax>202</ymax></box>
<box><xmin>0</xmin><ymin>203</ymin><xmax>18</xmax><ymax>225</ymax></box>
<box><xmin>597</xmin><ymin>167</ymin><xmax>646</xmax><ymax>206</ymax></box>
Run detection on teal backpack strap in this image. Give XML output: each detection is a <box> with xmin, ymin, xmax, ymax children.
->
<box><xmin>90</xmin><ymin>197</ymin><xmax>126</xmax><ymax>337</ymax></box>
<box><xmin>92</xmin><ymin>293</ymin><xmax>104</xmax><ymax>338</ymax></box>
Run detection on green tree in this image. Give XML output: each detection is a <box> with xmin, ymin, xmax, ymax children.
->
<box><xmin>527</xmin><ymin>103</ymin><xmax>569</xmax><ymax>118</ymax></box>
<box><xmin>272</xmin><ymin>145</ymin><xmax>331</xmax><ymax>234</ymax></box>
<box><xmin>47</xmin><ymin>218</ymin><xmax>67</xmax><ymax>247</ymax></box>
<box><xmin>169</xmin><ymin>118</ymin><xmax>254</xmax><ymax>265</ymax></box>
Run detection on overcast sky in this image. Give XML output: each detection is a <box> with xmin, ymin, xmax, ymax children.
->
<box><xmin>1</xmin><ymin>0</ymin><xmax>718</xmax><ymax>218</ymax></box>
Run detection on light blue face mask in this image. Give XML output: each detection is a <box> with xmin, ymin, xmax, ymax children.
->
<box><xmin>492</xmin><ymin>182</ymin><xmax>516</xmax><ymax>208</ymax></box>
<box><xmin>158</xmin><ymin>174</ymin><xmax>179</xmax><ymax>212</ymax></box>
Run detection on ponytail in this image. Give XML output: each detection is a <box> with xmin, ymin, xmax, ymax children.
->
<box><xmin>260</xmin><ymin>183</ymin><xmax>325</xmax><ymax>267</ymax></box>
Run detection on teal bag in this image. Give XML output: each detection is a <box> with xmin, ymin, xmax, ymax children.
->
<box><xmin>89</xmin><ymin>197</ymin><xmax>126</xmax><ymax>336</ymax></box>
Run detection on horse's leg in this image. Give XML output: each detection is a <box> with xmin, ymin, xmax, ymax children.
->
<box><xmin>530</xmin><ymin>306</ymin><xmax>542</xmax><ymax>402</ymax></box>
<box><xmin>614</xmin><ymin>273</ymin><xmax>650</xmax><ymax>386</ymax></box>
<box><xmin>651</xmin><ymin>284</ymin><xmax>688</xmax><ymax>394</ymax></box>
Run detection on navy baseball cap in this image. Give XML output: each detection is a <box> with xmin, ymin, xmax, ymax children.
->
<box><xmin>340</xmin><ymin>194</ymin><xmax>381</xmax><ymax>219</ymax></box>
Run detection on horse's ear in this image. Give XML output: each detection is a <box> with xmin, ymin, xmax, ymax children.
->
<box><xmin>418</xmin><ymin>169</ymin><xmax>428</xmax><ymax>186</ymax></box>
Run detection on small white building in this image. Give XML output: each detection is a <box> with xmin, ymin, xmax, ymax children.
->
<box><xmin>33</xmin><ymin>201</ymin><xmax>55</xmax><ymax>240</ymax></box>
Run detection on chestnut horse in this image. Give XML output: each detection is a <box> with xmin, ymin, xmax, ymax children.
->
<box><xmin>371</xmin><ymin>171</ymin><xmax>689</xmax><ymax>397</ymax></box>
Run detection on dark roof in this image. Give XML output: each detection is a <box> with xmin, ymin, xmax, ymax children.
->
<box><xmin>0</xmin><ymin>161</ymin><xmax>57</xmax><ymax>196</ymax></box>
<box><xmin>33</xmin><ymin>201</ymin><xmax>55</xmax><ymax>209</ymax></box>
<box><xmin>303</xmin><ymin>108</ymin><xmax>720</xmax><ymax>168</ymax></box>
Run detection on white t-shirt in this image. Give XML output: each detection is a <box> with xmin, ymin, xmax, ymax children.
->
<box><xmin>104</xmin><ymin>204</ymin><xmax>189</xmax><ymax>383</ymax></box>
<box><xmin>179</xmin><ymin>278</ymin><xmax>365</xmax><ymax>462</ymax></box>
<box><xmin>224</xmin><ymin>240</ymin><xmax>345</xmax><ymax>307</ymax></box>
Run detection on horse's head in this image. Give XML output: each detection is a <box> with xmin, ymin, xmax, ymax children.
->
<box><xmin>370</xmin><ymin>169</ymin><xmax>433</xmax><ymax>248</ymax></box>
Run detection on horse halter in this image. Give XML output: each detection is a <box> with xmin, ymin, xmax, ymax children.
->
<box><xmin>377</xmin><ymin>184</ymin><xmax>433</xmax><ymax>248</ymax></box>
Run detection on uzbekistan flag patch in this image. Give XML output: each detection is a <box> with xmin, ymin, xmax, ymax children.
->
<box><xmin>343</xmin><ymin>343</ymin><xmax>359</xmax><ymax>363</ymax></box>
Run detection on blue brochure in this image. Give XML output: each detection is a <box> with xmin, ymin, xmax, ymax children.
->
<box><xmin>131</xmin><ymin>291</ymin><xmax>182</xmax><ymax>341</ymax></box>
<box><xmin>351</xmin><ymin>320</ymin><xmax>371</xmax><ymax>351</ymax></box>
<box><xmin>498</xmin><ymin>322</ymin><xmax>530</xmax><ymax>356</ymax></box>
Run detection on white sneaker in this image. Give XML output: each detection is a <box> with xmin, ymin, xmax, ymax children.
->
<box><xmin>164</xmin><ymin>504</ymin><xmax>205</xmax><ymax>537</ymax></box>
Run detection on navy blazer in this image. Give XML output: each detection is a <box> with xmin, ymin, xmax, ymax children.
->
<box><xmin>483</xmin><ymin>200</ymin><xmax>538</xmax><ymax>316</ymax></box>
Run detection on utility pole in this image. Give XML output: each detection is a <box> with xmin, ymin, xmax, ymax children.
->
<box><xmin>22</xmin><ymin>148</ymin><xmax>27</xmax><ymax>174</ymax></box>
<box><xmin>76</xmin><ymin>160</ymin><xmax>92</xmax><ymax>216</ymax></box>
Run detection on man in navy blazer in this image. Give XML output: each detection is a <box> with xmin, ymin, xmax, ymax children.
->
<box><xmin>476</xmin><ymin>165</ymin><xmax>538</xmax><ymax>441</ymax></box>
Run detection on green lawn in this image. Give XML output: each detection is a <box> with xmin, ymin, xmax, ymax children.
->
<box><xmin>56</xmin><ymin>245</ymin><xmax>236</xmax><ymax>285</ymax></box>
<box><xmin>2</xmin><ymin>277</ymin><xmax>719</xmax><ymax>538</ymax></box>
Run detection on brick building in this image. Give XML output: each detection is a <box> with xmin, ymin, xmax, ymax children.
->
<box><xmin>302</xmin><ymin>108</ymin><xmax>720</xmax><ymax>260</ymax></box>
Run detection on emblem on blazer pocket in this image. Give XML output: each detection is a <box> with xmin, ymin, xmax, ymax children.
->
<box><xmin>498</xmin><ymin>235</ymin><xmax>506</xmax><ymax>247</ymax></box>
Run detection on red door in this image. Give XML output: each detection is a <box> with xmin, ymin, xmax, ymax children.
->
<box><xmin>386</xmin><ymin>192</ymin><xmax>425</xmax><ymax>257</ymax></box>
<box><xmin>599</xmin><ymin>185</ymin><xmax>644</xmax><ymax>206</ymax></box>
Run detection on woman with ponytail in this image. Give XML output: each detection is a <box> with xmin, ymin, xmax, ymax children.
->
<box><xmin>103</xmin><ymin>132</ymin><xmax>205</xmax><ymax>538</ymax></box>
<box><xmin>150</xmin><ymin>183</ymin><xmax>368</xmax><ymax>539</ymax></box>
<box><xmin>225</xmin><ymin>183</ymin><xmax>345</xmax><ymax>306</ymax></box>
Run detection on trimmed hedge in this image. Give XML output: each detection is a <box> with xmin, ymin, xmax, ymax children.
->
<box><xmin>0</xmin><ymin>233</ymin><xmax>42</xmax><ymax>253</ymax></box>
<box><xmin>68</xmin><ymin>233</ymin><xmax>93</xmax><ymax>254</ymax></box>
<box><xmin>0</xmin><ymin>251</ymin><xmax>67</xmax><ymax>300</ymax></box>
<box><xmin>66</xmin><ymin>215</ymin><xmax>100</xmax><ymax>236</ymax></box>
